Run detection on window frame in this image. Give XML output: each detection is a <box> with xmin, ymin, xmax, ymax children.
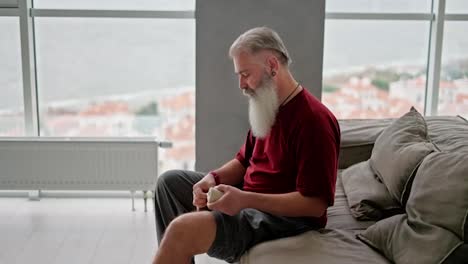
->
<box><xmin>1</xmin><ymin>0</ymin><xmax>467</xmax><ymax>133</ymax></box>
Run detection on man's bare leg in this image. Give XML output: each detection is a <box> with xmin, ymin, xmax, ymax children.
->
<box><xmin>152</xmin><ymin>211</ymin><xmax>217</xmax><ymax>264</ymax></box>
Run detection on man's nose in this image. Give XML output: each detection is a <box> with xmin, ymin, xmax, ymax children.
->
<box><xmin>239</xmin><ymin>76</ymin><xmax>248</xmax><ymax>90</ymax></box>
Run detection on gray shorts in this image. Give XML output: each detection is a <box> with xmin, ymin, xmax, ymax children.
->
<box><xmin>207</xmin><ymin>209</ymin><xmax>319</xmax><ymax>263</ymax></box>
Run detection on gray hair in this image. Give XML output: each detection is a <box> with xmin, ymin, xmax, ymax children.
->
<box><xmin>229</xmin><ymin>27</ymin><xmax>291</xmax><ymax>66</ymax></box>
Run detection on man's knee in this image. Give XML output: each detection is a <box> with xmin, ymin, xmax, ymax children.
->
<box><xmin>163</xmin><ymin>212</ymin><xmax>217</xmax><ymax>253</ymax></box>
<box><xmin>165</xmin><ymin>212</ymin><xmax>214</xmax><ymax>237</ymax></box>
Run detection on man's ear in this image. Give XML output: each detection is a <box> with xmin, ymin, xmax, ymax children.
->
<box><xmin>266</xmin><ymin>55</ymin><xmax>280</xmax><ymax>76</ymax></box>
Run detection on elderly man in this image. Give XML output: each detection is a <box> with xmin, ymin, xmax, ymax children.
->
<box><xmin>152</xmin><ymin>27</ymin><xmax>340</xmax><ymax>264</ymax></box>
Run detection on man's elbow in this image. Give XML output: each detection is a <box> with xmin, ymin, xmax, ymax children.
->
<box><xmin>306</xmin><ymin>197</ymin><xmax>328</xmax><ymax>218</ymax></box>
<box><xmin>310</xmin><ymin>207</ymin><xmax>326</xmax><ymax>218</ymax></box>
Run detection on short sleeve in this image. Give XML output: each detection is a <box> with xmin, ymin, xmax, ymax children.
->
<box><xmin>235</xmin><ymin>130</ymin><xmax>255</xmax><ymax>168</ymax></box>
<box><xmin>294</xmin><ymin>118</ymin><xmax>339</xmax><ymax>206</ymax></box>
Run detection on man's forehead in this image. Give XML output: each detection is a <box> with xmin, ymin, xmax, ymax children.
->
<box><xmin>233</xmin><ymin>52</ymin><xmax>263</xmax><ymax>73</ymax></box>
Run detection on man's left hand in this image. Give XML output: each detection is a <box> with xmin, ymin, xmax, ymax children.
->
<box><xmin>207</xmin><ymin>184</ymin><xmax>247</xmax><ymax>216</ymax></box>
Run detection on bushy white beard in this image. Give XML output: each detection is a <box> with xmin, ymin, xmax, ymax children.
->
<box><xmin>244</xmin><ymin>74</ymin><xmax>280</xmax><ymax>139</ymax></box>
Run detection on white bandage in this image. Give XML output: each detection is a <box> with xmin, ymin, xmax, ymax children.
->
<box><xmin>207</xmin><ymin>187</ymin><xmax>224</xmax><ymax>203</ymax></box>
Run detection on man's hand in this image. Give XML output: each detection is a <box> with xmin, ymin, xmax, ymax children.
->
<box><xmin>192</xmin><ymin>173</ymin><xmax>217</xmax><ymax>210</ymax></box>
<box><xmin>207</xmin><ymin>185</ymin><xmax>247</xmax><ymax>216</ymax></box>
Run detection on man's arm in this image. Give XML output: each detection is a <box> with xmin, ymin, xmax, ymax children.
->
<box><xmin>208</xmin><ymin>185</ymin><xmax>327</xmax><ymax>218</ymax></box>
<box><xmin>244</xmin><ymin>191</ymin><xmax>327</xmax><ymax>218</ymax></box>
<box><xmin>211</xmin><ymin>158</ymin><xmax>246</xmax><ymax>186</ymax></box>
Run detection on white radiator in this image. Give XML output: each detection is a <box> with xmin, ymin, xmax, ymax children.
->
<box><xmin>0</xmin><ymin>137</ymin><xmax>171</xmax><ymax>209</ymax></box>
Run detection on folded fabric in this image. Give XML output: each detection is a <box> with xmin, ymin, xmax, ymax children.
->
<box><xmin>341</xmin><ymin>161</ymin><xmax>402</xmax><ymax>221</ymax></box>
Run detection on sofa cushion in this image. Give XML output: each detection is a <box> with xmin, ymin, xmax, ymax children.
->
<box><xmin>240</xmin><ymin>229</ymin><xmax>390</xmax><ymax>264</ymax></box>
<box><xmin>341</xmin><ymin>161</ymin><xmax>402</xmax><ymax>221</ymax></box>
<box><xmin>358</xmin><ymin>214</ymin><xmax>461</xmax><ymax>264</ymax></box>
<box><xmin>408</xmin><ymin>152</ymin><xmax>468</xmax><ymax>241</ymax></box>
<box><xmin>369</xmin><ymin>107</ymin><xmax>435</xmax><ymax>205</ymax></box>
<box><xmin>326</xmin><ymin>171</ymin><xmax>376</xmax><ymax>231</ymax></box>
<box><xmin>358</xmin><ymin>151</ymin><xmax>468</xmax><ymax>264</ymax></box>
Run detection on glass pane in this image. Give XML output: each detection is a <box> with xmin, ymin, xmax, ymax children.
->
<box><xmin>322</xmin><ymin>20</ymin><xmax>430</xmax><ymax>119</ymax></box>
<box><xmin>446</xmin><ymin>0</ymin><xmax>468</xmax><ymax>14</ymax></box>
<box><xmin>33</xmin><ymin>0</ymin><xmax>194</xmax><ymax>11</ymax></box>
<box><xmin>0</xmin><ymin>17</ymin><xmax>24</xmax><ymax>136</ymax></box>
<box><xmin>438</xmin><ymin>22</ymin><xmax>468</xmax><ymax>118</ymax></box>
<box><xmin>35</xmin><ymin>18</ymin><xmax>195</xmax><ymax>171</ymax></box>
<box><xmin>326</xmin><ymin>0</ymin><xmax>431</xmax><ymax>13</ymax></box>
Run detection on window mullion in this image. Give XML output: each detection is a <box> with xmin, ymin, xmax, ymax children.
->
<box><xmin>425</xmin><ymin>0</ymin><xmax>446</xmax><ymax>116</ymax></box>
<box><xmin>18</xmin><ymin>0</ymin><xmax>39</xmax><ymax>136</ymax></box>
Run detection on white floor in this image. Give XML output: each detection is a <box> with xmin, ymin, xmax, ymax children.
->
<box><xmin>0</xmin><ymin>197</ymin><xmax>227</xmax><ymax>264</ymax></box>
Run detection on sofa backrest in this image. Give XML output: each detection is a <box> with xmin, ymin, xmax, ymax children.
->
<box><xmin>338</xmin><ymin>119</ymin><xmax>392</xmax><ymax>169</ymax></box>
<box><xmin>338</xmin><ymin>115</ymin><xmax>468</xmax><ymax>169</ymax></box>
<box><xmin>426</xmin><ymin>116</ymin><xmax>468</xmax><ymax>153</ymax></box>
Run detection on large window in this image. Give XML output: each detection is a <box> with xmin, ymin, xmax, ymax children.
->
<box><xmin>438</xmin><ymin>22</ymin><xmax>468</xmax><ymax>118</ymax></box>
<box><xmin>0</xmin><ymin>0</ymin><xmax>196</xmax><ymax>171</ymax></box>
<box><xmin>35</xmin><ymin>17</ymin><xmax>195</xmax><ymax>170</ymax></box>
<box><xmin>322</xmin><ymin>0</ymin><xmax>468</xmax><ymax>119</ymax></box>
<box><xmin>0</xmin><ymin>17</ymin><xmax>24</xmax><ymax>136</ymax></box>
<box><xmin>323</xmin><ymin>20</ymin><xmax>429</xmax><ymax>118</ymax></box>
<box><xmin>35</xmin><ymin>18</ymin><xmax>194</xmax><ymax>136</ymax></box>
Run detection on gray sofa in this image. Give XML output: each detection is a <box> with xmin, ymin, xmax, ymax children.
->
<box><xmin>239</xmin><ymin>110</ymin><xmax>468</xmax><ymax>264</ymax></box>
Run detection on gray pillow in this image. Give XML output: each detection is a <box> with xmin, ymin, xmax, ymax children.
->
<box><xmin>369</xmin><ymin>107</ymin><xmax>435</xmax><ymax>205</ymax></box>
<box><xmin>358</xmin><ymin>214</ymin><xmax>461</xmax><ymax>264</ymax></box>
<box><xmin>341</xmin><ymin>161</ymin><xmax>402</xmax><ymax>221</ymax></box>
<box><xmin>407</xmin><ymin>152</ymin><xmax>468</xmax><ymax>242</ymax></box>
<box><xmin>358</xmin><ymin>152</ymin><xmax>468</xmax><ymax>264</ymax></box>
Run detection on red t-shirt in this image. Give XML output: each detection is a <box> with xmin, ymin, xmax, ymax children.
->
<box><xmin>235</xmin><ymin>88</ymin><xmax>340</xmax><ymax>227</ymax></box>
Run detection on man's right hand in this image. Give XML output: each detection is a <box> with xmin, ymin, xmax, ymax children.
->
<box><xmin>192</xmin><ymin>173</ymin><xmax>217</xmax><ymax>210</ymax></box>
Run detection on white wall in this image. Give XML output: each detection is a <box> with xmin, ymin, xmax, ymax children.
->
<box><xmin>196</xmin><ymin>0</ymin><xmax>326</xmax><ymax>172</ymax></box>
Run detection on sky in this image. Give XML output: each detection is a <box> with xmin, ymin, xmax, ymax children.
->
<box><xmin>1</xmin><ymin>0</ymin><xmax>467</xmax><ymax>110</ymax></box>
